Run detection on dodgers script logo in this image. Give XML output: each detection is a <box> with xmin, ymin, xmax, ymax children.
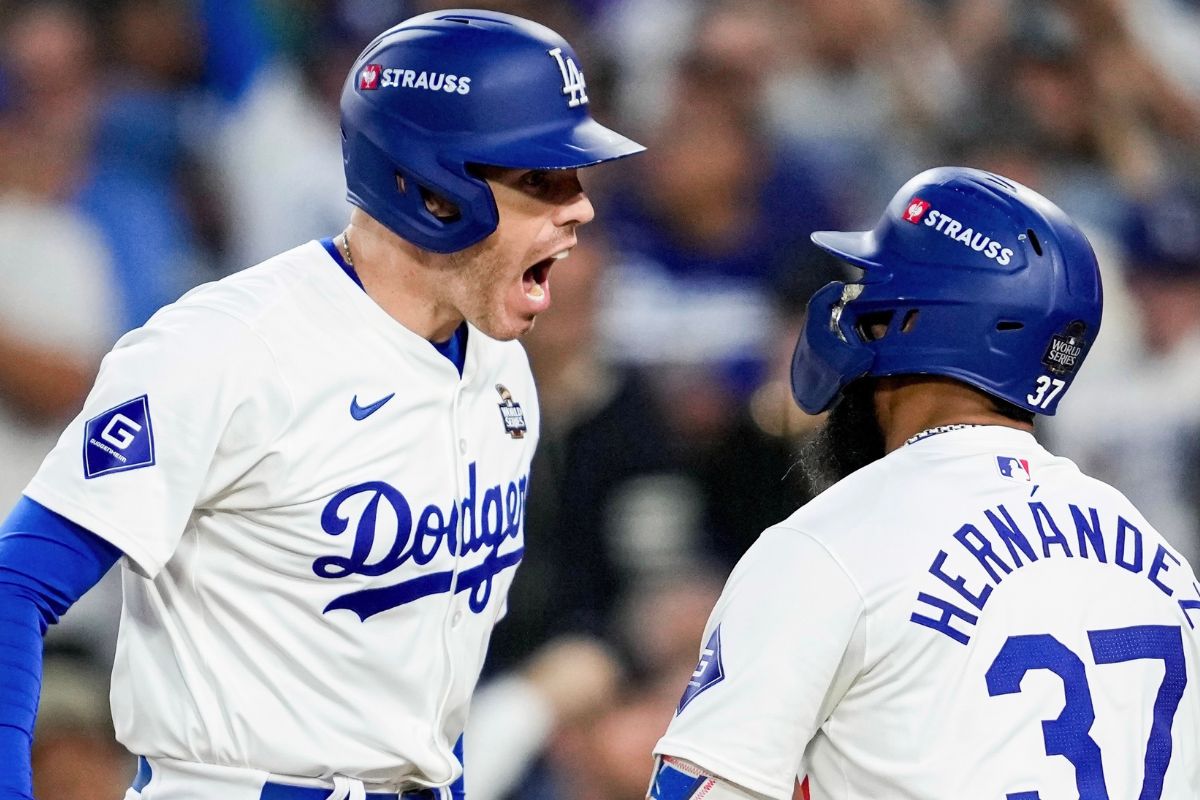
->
<box><xmin>314</xmin><ymin>463</ymin><xmax>527</xmax><ymax>621</ymax></box>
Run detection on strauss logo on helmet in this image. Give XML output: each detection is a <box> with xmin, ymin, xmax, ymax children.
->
<box><xmin>359</xmin><ymin>64</ymin><xmax>381</xmax><ymax>90</ymax></box>
<box><xmin>919</xmin><ymin>207</ymin><xmax>1015</xmax><ymax>266</ymax></box>
<box><xmin>903</xmin><ymin>198</ymin><xmax>932</xmax><ymax>223</ymax></box>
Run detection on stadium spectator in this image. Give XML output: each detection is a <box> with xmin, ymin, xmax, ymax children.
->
<box><xmin>1053</xmin><ymin>182</ymin><xmax>1200</xmax><ymax>565</ymax></box>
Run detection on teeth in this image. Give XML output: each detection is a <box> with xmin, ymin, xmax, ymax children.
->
<box><xmin>526</xmin><ymin>283</ymin><xmax>545</xmax><ymax>299</ymax></box>
<box><xmin>551</xmin><ymin>250</ymin><xmax>570</xmax><ymax>260</ymax></box>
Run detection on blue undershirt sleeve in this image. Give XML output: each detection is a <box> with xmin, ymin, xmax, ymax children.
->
<box><xmin>0</xmin><ymin>496</ymin><xmax>124</xmax><ymax>800</ymax></box>
<box><xmin>451</xmin><ymin>734</ymin><xmax>465</xmax><ymax>800</ymax></box>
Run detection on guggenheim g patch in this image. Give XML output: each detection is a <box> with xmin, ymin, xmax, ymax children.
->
<box><xmin>677</xmin><ymin>625</ymin><xmax>725</xmax><ymax>713</ymax></box>
<box><xmin>84</xmin><ymin>395</ymin><xmax>156</xmax><ymax>478</ymax></box>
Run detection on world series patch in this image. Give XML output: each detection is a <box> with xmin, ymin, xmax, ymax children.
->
<box><xmin>495</xmin><ymin>384</ymin><xmax>526</xmax><ymax>439</ymax></box>
<box><xmin>1042</xmin><ymin>320</ymin><xmax>1088</xmax><ymax>376</ymax></box>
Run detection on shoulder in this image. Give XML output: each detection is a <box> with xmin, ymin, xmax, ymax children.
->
<box><xmin>102</xmin><ymin>250</ymin><xmax>325</xmax><ymax>396</ymax></box>
<box><xmin>764</xmin><ymin>449</ymin><xmax>947</xmax><ymax>590</ymax></box>
<box><xmin>120</xmin><ymin>242</ymin><xmax>336</xmax><ymax>373</ymax></box>
<box><xmin>723</xmin><ymin>521</ymin><xmax>867</xmax><ymax>624</ymax></box>
<box><xmin>1061</xmin><ymin>458</ymin><xmax>1160</xmax><ymax>523</ymax></box>
<box><xmin>782</xmin><ymin>456</ymin><xmax>901</xmax><ymax>540</ymax></box>
<box><xmin>167</xmin><ymin>241</ymin><xmax>327</xmax><ymax>328</ymax></box>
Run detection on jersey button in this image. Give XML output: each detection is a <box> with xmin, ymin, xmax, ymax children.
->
<box><xmin>458</xmin><ymin>438</ymin><xmax>468</xmax><ymax>454</ymax></box>
<box><xmin>452</xmin><ymin>610</ymin><xmax>463</xmax><ymax>626</ymax></box>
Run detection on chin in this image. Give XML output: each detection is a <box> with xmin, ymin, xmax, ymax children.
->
<box><xmin>509</xmin><ymin>316</ymin><xmax>538</xmax><ymax>340</ymax></box>
<box><xmin>475</xmin><ymin>315</ymin><xmax>536</xmax><ymax>342</ymax></box>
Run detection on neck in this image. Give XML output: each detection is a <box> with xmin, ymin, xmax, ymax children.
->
<box><xmin>874</xmin><ymin>376</ymin><xmax>1033</xmax><ymax>454</ymax></box>
<box><xmin>340</xmin><ymin>213</ymin><xmax>465</xmax><ymax>342</ymax></box>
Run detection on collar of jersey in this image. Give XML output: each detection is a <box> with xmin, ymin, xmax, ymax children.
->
<box><xmin>311</xmin><ymin>239</ymin><xmax>480</xmax><ymax>378</ymax></box>
<box><xmin>901</xmin><ymin>424</ymin><xmax>1037</xmax><ymax>450</ymax></box>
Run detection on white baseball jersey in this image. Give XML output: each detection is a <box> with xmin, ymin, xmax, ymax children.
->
<box><xmin>25</xmin><ymin>240</ymin><xmax>538</xmax><ymax>790</ymax></box>
<box><xmin>656</xmin><ymin>426</ymin><xmax>1200</xmax><ymax>799</ymax></box>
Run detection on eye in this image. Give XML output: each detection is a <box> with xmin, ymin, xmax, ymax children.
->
<box><xmin>520</xmin><ymin>170</ymin><xmax>551</xmax><ymax>191</ymax></box>
<box><xmin>513</xmin><ymin>169</ymin><xmax>584</xmax><ymax>204</ymax></box>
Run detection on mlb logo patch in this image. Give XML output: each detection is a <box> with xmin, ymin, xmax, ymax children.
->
<box><xmin>84</xmin><ymin>396</ymin><xmax>156</xmax><ymax>478</ymax></box>
<box><xmin>903</xmin><ymin>197</ymin><xmax>931</xmax><ymax>223</ymax></box>
<box><xmin>678</xmin><ymin>626</ymin><xmax>725</xmax><ymax>713</ymax></box>
<box><xmin>359</xmin><ymin>64</ymin><xmax>382</xmax><ymax>90</ymax></box>
<box><xmin>996</xmin><ymin>456</ymin><xmax>1032</xmax><ymax>482</ymax></box>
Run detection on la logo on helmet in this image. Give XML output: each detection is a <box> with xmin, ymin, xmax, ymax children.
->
<box><xmin>548</xmin><ymin>47</ymin><xmax>588</xmax><ymax>107</ymax></box>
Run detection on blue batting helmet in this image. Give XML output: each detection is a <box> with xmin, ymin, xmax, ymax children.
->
<box><xmin>791</xmin><ymin>166</ymin><xmax>1103</xmax><ymax>416</ymax></box>
<box><xmin>340</xmin><ymin>9</ymin><xmax>645</xmax><ymax>254</ymax></box>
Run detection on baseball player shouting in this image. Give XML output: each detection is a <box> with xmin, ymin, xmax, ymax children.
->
<box><xmin>0</xmin><ymin>9</ymin><xmax>641</xmax><ymax>800</ymax></box>
<box><xmin>649</xmin><ymin>167</ymin><xmax>1200</xmax><ymax>799</ymax></box>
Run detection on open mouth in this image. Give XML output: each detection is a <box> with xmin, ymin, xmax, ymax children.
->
<box><xmin>522</xmin><ymin>251</ymin><xmax>568</xmax><ymax>300</ymax></box>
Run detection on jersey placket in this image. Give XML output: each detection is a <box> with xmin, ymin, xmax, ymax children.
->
<box><xmin>431</xmin><ymin>364</ymin><xmax>471</xmax><ymax>785</ymax></box>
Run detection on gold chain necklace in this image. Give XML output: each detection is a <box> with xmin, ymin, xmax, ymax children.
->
<box><xmin>338</xmin><ymin>230</ymin><xmax>355</xmax><ymax>268</ymax></box>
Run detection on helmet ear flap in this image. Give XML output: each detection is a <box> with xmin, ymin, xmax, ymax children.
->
<box><xmin>791</xmin><ymin>282</ymin><xmax>877</xmax><ymax>413</ymax></box>
<box><xmin>343</xmin><ymin>127</ymin><xmax>499</xmax><ymax>253</ymax></box>
<box><xmin>415</xmin><ymin>180</ymin><xmax>462</xmax><ymax>222</ymax></box>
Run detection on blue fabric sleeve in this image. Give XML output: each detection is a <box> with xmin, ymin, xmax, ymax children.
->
<box><xmin>0</xmin><ymin>496</ymin><xmax>124</xmax><ymax>800</ymax></box>
<box><xmin>450</xmin><ymin>735</ymin><xmax>465</xmax><ymax>800</ymax></box>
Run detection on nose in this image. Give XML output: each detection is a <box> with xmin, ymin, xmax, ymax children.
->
<box><xmin>569</xmin><ymin>191</ymin><xmax>596</xmax><ymax>227</ymax></box>
<box><xmin>555</xmin><ymin>181</ymin><xmax>595</xmax><ymax>228</ymax></box>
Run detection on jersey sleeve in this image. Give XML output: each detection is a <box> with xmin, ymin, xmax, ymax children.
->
<box><xmin>654</xmin><ymin>525</ymin><xmax>865</xmax><ymax>800</ymax></box>
<box><xmin>22</xmin><ymin>303</ymin><xmax>293</xmax><ymax>577</ymax></box>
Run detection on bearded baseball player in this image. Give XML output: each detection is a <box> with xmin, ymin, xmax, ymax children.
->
<box><xmin>0</xmin><ymin>10</ymin><xmax>642</xmax><ymax>800</ymax></box>
<box><xmin>648</xmin><ymin>167</ymin><xmax>1200</xmax><ymax>799</ymax></box>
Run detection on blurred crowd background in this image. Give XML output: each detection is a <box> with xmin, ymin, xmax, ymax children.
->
<box><xmin>3</xmin><ymin>0</ymin><xmax>1200</xmax><ymax>798</ymax></box>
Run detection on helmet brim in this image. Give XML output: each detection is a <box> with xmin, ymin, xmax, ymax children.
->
<box><xmin>810</xmin><ymin>230</ymin><xmax>884</xmax><ymax>270</ymax></box>
<box><xmin>466</xmin><ymin>117</ymin><xmax>645</xmax><ymax>170</ymax></box>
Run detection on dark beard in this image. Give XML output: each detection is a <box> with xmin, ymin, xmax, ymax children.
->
<box><xmin>795</xmin><ymin>379</ymin><xmax>886</xmax><ymax>496</ymax></box>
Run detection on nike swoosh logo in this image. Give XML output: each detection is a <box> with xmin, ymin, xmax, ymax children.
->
<box><xmin>350</xmin><ymin>393</ymin><xmax>395</xmax><ymax>421</ymax></box>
